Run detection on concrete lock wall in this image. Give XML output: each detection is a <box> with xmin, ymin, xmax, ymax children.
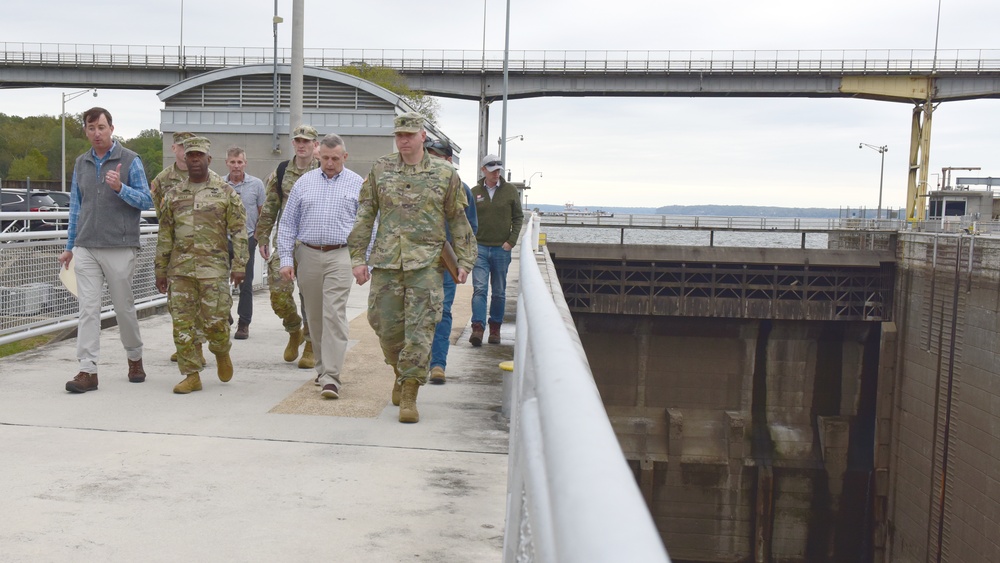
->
<box><xmin>886</xmin><ymin>234</ymin><xmax>1000</xmax><ymax>563</ymax></box>
<box><xmin>574</xmin><ymin>313</ymin><xmax>882</xmax><ymax>562</ymax></box>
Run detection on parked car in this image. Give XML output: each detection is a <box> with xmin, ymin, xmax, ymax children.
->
<box><xmin>1</xmin><ymin>189</ymin><xmax>68</xmax><ymax>232</ymax></box>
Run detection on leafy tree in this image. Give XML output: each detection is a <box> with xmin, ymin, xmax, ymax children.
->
<box><xmin>8</xmin><ymin>148</ymin><xmax>50</xmax><ymax>180</ymax></box>
<box><xmin>123</xmin><ymin>129</ymin><xmax>164</xmax><ymax>181</ymax></box>
<box><xmin>335</xmin><ymin>63</ymin><xmax>440</xmax><ymax>125</ymax></box>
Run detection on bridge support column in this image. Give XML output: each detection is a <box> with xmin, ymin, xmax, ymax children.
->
<box><xmin>906</xmin><ymin>99</ymin><xmax>935</xmax><ymax>222</ymax></box>
<box><xmin>478</xmin><ymin>97</ymin><xmax>491</xmax><ymax>170</ymax></box>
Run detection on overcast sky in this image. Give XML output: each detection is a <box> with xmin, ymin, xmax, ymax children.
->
<box><xmin>2</xmin><ymin>0</ymin><xmax>999</xmax><ymax>210</ymax></box>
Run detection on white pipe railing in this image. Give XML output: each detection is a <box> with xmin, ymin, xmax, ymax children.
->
<box><xmin>503</xmin><ymin>214</ymin><xmax>670</xmax><ymax>562</ymax></box>
<box><xmin>3</xmin><ymin>43</ymin><xmax>1000</xmax><ymax>75</ymax></box>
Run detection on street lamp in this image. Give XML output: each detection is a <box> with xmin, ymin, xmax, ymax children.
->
<box><xmin>524</xmin><ymin>171</ymin><xmax>542</xmax><ymax>208</ymax></box>
<box><xmin>61</xmin><ymin>88</ymin><xmax>97</xmax><ymax>192</ymax></box>
<box><xmin>498</xmin><ymin>134</ymin><xmax>522</xmax><ymax>155</ymax></box>
<box><xmin>859</xmin><ymin>142</ymin><xmax>888</xmax><ymax>220</ymax></box>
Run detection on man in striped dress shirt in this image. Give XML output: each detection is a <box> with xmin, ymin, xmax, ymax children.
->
<box><xmin>277</xmin><ymin>134</ymin><xmax>363</xmax><ymax>399</ymax></box>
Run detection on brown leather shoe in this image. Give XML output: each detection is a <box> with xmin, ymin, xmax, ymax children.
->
<box><xmin>469</xmin><ymin>322</ymin><xmax>484</xmax><ymax>347</ymax></box>
<box><xmin>488</xmin><ymin>321</ymin><xmax>501</xmax><ymax>344</ymax></box>
<box><xmin>66</xmin><ymin>372</ymin><xmax>98</xmax><ymax>393</ymax></box>
<box><xmin>127</xmin><ymin>359</ymin><xmax>146</xmax><ymax>383</ymax></box>
<box><xmin>234</xmin><ymin>321</ymin><xmax>249</xmax><ymax>340</ymax></box>
<box><xmin>321</xmin><ymin>383</ymin><xmax>339</xmax><ymax>399</ymax></box>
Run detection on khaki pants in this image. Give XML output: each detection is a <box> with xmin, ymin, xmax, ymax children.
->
<box><xmin>295</xmin><ymin>245</ymin><xmax>353</xmax><ymax>389</ymax></box>
<box><xmin>74</xmin><ymin>246</ymin><xmax>143</xmax><ymax>373</ymax></box>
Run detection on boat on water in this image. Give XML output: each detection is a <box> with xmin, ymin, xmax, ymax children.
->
<box><xmin>539</xmin><ymin>202</ymin><xmax>614</xmax><ymax>218</ymax></box>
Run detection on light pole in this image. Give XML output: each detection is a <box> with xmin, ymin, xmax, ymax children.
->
<box><xmin>859</xmin><ymin>143</ymin><xmax>888</xmax><ymax>220</ymax></box>
<box><xmin>62</xmin><ymin>88</ymin><xmax>97</xmax><ymax>192</ymax></box>
<box><xmin>498</xmin><ymin>134</ymin><xmax>522</xmax><ymax>155</ymax></box>
<box><xmin>525</xmin><ymin>171</ymin><xmax>542</xmax><ymax>208</ymax></box>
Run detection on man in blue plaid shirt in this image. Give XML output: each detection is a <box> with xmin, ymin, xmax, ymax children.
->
<box><xmin>277</xmin><ymin>134</ymin><xmax>363</xmax><ymax>399</ymax></box>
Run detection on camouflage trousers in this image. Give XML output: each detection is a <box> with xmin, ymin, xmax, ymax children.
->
<box><xmin>266</xmin><ymin>251</ymin><xmax>308</xmax><ymax>335</ymax></box>
<box><xmin>368</xmin><ymin>266</ymin><xmax>444</xmax><ymax>385</ymax></box>
<box><xmin>168</xmin><ymin>275</ymin><xmax>232</xmax><ymax>375</ymax></box>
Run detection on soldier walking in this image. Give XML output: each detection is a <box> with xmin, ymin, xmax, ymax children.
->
<box><xmin>255</xmin><ymin>125</ymin><xmax>320</xmax><ymax>368</ymax></box>
<box><xmin>348</xmin><ymin>113</ymin><xmax>476</xmax><ymax>423</ymax></box>
<box><xmin>155</xmin><ymin>137</ymin><xmax>248</xmax><ymax>394</ymax></box>
<box><xmin>150</xmin><ymin>131</ymin><xmax>209</xmax><ymax>366</ymax></box>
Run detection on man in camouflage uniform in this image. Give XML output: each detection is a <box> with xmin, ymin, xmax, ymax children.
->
<box><xmin>348</xmin><ymin>112</ymin><xmax>477</xmax><ymax>423</ymax></box>
<box><xmin>150</xmin><ymin>131</ymin><xmax>207</xmax><ymax>366</ymax></box>
<box><xmin>155</xmin><ymin>137</ymin><xmax>248</xmax><ymax>394</ymax></box>
<box><xmin>255</xmin><ymin>125</ymin><xmax>320</xmax><ymax>367</ymax></box>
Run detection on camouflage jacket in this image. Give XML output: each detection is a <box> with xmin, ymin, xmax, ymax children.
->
<box><xmin>151</xmin><ymin>164</ymin><xmax>222</xmax><ymax>217</ymax></box>
<box><xmin>348</xmin><ymin>151</ymin><xmax>476</xmax><ymax>271</ymax></box>
<box><xmin>155</xmin><ymin>174</ymin><xmax>248</xmax><ymax>279</ymax></box>
<box><xmin>254</xmin><ymin>157</ymin><xmax>320</xmax><ymax>243</ymax></box>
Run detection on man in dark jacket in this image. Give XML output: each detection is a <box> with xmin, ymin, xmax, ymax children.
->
<box><xmin>469</xmin><ymin>154</ymin><xmax>523</xmax><ymax>346</ymax></box>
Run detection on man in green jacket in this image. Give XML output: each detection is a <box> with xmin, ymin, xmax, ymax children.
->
<box><xmin>469</xmin><ymin>154</ymin><xmax>523</xmax><ymax>346</ymax></box>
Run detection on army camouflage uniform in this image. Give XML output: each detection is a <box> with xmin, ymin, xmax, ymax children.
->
<box><xmin>156</xmin><ymin>174</ymin><xmax>248</xmax><ymax>376</ymax></box>
<box><xmin>255</xmin><ymin>158</ymin><xmax>319</xmax><ymax>334</ymax></box>
<box><xmin>347</xmin><ymin>150</ymin><xmax>476</xmax><ymax>385</ymax></box>
<box><xmin>150</xmin><ymin>163</ymin><xmax>188</xmax><ymax>217</ymax></box>
<box><xmin>151</xmin><ymin>164</ymin><xmax>224</xmax><ymax>346</ymax></box>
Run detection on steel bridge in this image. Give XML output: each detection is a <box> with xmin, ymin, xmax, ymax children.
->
<box><xmin>4</xmin><ymin>44</ymin><xmax>1000</xmax><ymax>221</ymax></box>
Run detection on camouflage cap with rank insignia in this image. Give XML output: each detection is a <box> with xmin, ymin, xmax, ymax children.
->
<box><xmin>182</xmin><ymin>136</ymin><xmax>211</xmax><ymax>155</ymax></box>
<box><xmin>172</xmin><ymin>131</ymin><xmax>196</xmax><ymax>144</ymax></box>
<box><xmin>292</xmin><ymin>125</ymin><xmax>318</xmax><ymax>140</ymax></box>
<box><xmin>394</xmin><ymin>112</ymin><xmax>425</xmax><ymax>133</ymax></box>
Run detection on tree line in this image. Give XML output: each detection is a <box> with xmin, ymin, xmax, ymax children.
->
<box><xmin>0</xmin><ymin>112</ymin><xmax>163</xmax><ymax>189</ymax></box>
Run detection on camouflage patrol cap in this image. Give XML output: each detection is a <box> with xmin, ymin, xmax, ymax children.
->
<box><xmin>394</xmin><ymin>112</ymin><xmax>425</xmax><ymax>134</ymax></box>
<box><xmin>292</xmin><ymin>125</ymin><xmax>318</xmax><ymax>141</ymax></box>
<box><xmin>182</xmin><ymin>136</ymin><xmax>211</xmax><ymax>155</ymax></box>
<box><xmin>172</xmin><ymin>131</ymin><xmax>196</xmax><ymax>144</ymax></box>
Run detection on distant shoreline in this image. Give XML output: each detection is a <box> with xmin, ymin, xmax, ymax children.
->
<box><xmin>529</xmin><ymin>203</ymin><xmax>897</xmax><ymax>219</ymax></box>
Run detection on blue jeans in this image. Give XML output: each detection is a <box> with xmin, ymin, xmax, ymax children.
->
<box><xmin>472</xmin><ymin>244</ymin><xmax>512</xmax><ymax>326</ymax></box>
<box><xmin>430</xmin><ymin>272</ymin><xmax>456</xmax><ymax>369</ymax></box>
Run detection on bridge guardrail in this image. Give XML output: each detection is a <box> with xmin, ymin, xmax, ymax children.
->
<box><xmin>0</xmin><ymin>211</ymin><xmax>267</xmax><ymax>345</ymax></box>
<box><xmin>3</xmin><ymin>43</ymin><xmax>1000</xmax><ymax>75</ymax></box>
<box><xmin>504</xmin><ymin>214</ymin><xmax>670</xmax><ymax>562</ymax></box>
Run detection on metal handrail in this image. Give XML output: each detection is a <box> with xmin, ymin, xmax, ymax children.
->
<box><xmin>3</xmin><ymin>43</ymin><xmax>1000</xmax><ymax>75</ymax></box>
<box><xmin>503</xmin><ymin>214</ymin><xmax>670</xmax><ymax>562</ymax></box>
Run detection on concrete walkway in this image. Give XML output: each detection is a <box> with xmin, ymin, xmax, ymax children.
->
<box><xmin>0</xmin><ymin>273</ymin><xmax>516</xmax><ymax>562</ymax></box>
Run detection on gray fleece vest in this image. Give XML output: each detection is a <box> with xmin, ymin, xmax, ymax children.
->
<box><xmin>73</xmin><ymin>144</ymin><xmax>142</xmax><ymax>248</ymax></box>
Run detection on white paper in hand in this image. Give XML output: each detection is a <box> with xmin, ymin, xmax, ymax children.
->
<box><xmin>59</xmin><ymin>266</ymin><xmax>78</xmax><ymax>297</ymax></box>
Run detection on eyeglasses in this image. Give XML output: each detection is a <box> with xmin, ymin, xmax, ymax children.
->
<box><xmin>483</xmin><ymin>161</ymin><xmax>502</xmax><ymax>168</ymax></box>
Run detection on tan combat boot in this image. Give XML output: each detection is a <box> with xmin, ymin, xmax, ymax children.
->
<box><xmin>298</xmin><ymin>341</ymin><xmax>316</xmax><ymax>369</ymax></box>
<box><xmin>283</xmin><ymin>328</ymin><xmax>303</xmax><ymax>362</ymax></box>
<box><xmin>216</xmin><ymin>352</ymin><xmax>233</xmax><ymax>382</ymax></box>
<box><xmin>429</xmin><ymin>366</ymin><xmax>446</xmax><ymax>385</ymax></box>
<box><xmin>173</xmin><ymin>373</ymin><xmax>203</xmax><ymax>394</ymax></box>
<box><xmin>398</xmin><ymin>380</ymin><xmax>420</xmax><ymax>423</ymax></box>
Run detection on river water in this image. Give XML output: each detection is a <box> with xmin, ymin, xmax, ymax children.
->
<box><xmin>542</xmin><ymin>226</ymin><xmax>830</xmax><ymax>249</ymax></box>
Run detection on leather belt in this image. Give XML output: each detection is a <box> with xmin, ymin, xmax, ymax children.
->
<box><xmin>302</xmin><ymin>243</ymin><xmax>347</xmax><ymax>251</ymax></box>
